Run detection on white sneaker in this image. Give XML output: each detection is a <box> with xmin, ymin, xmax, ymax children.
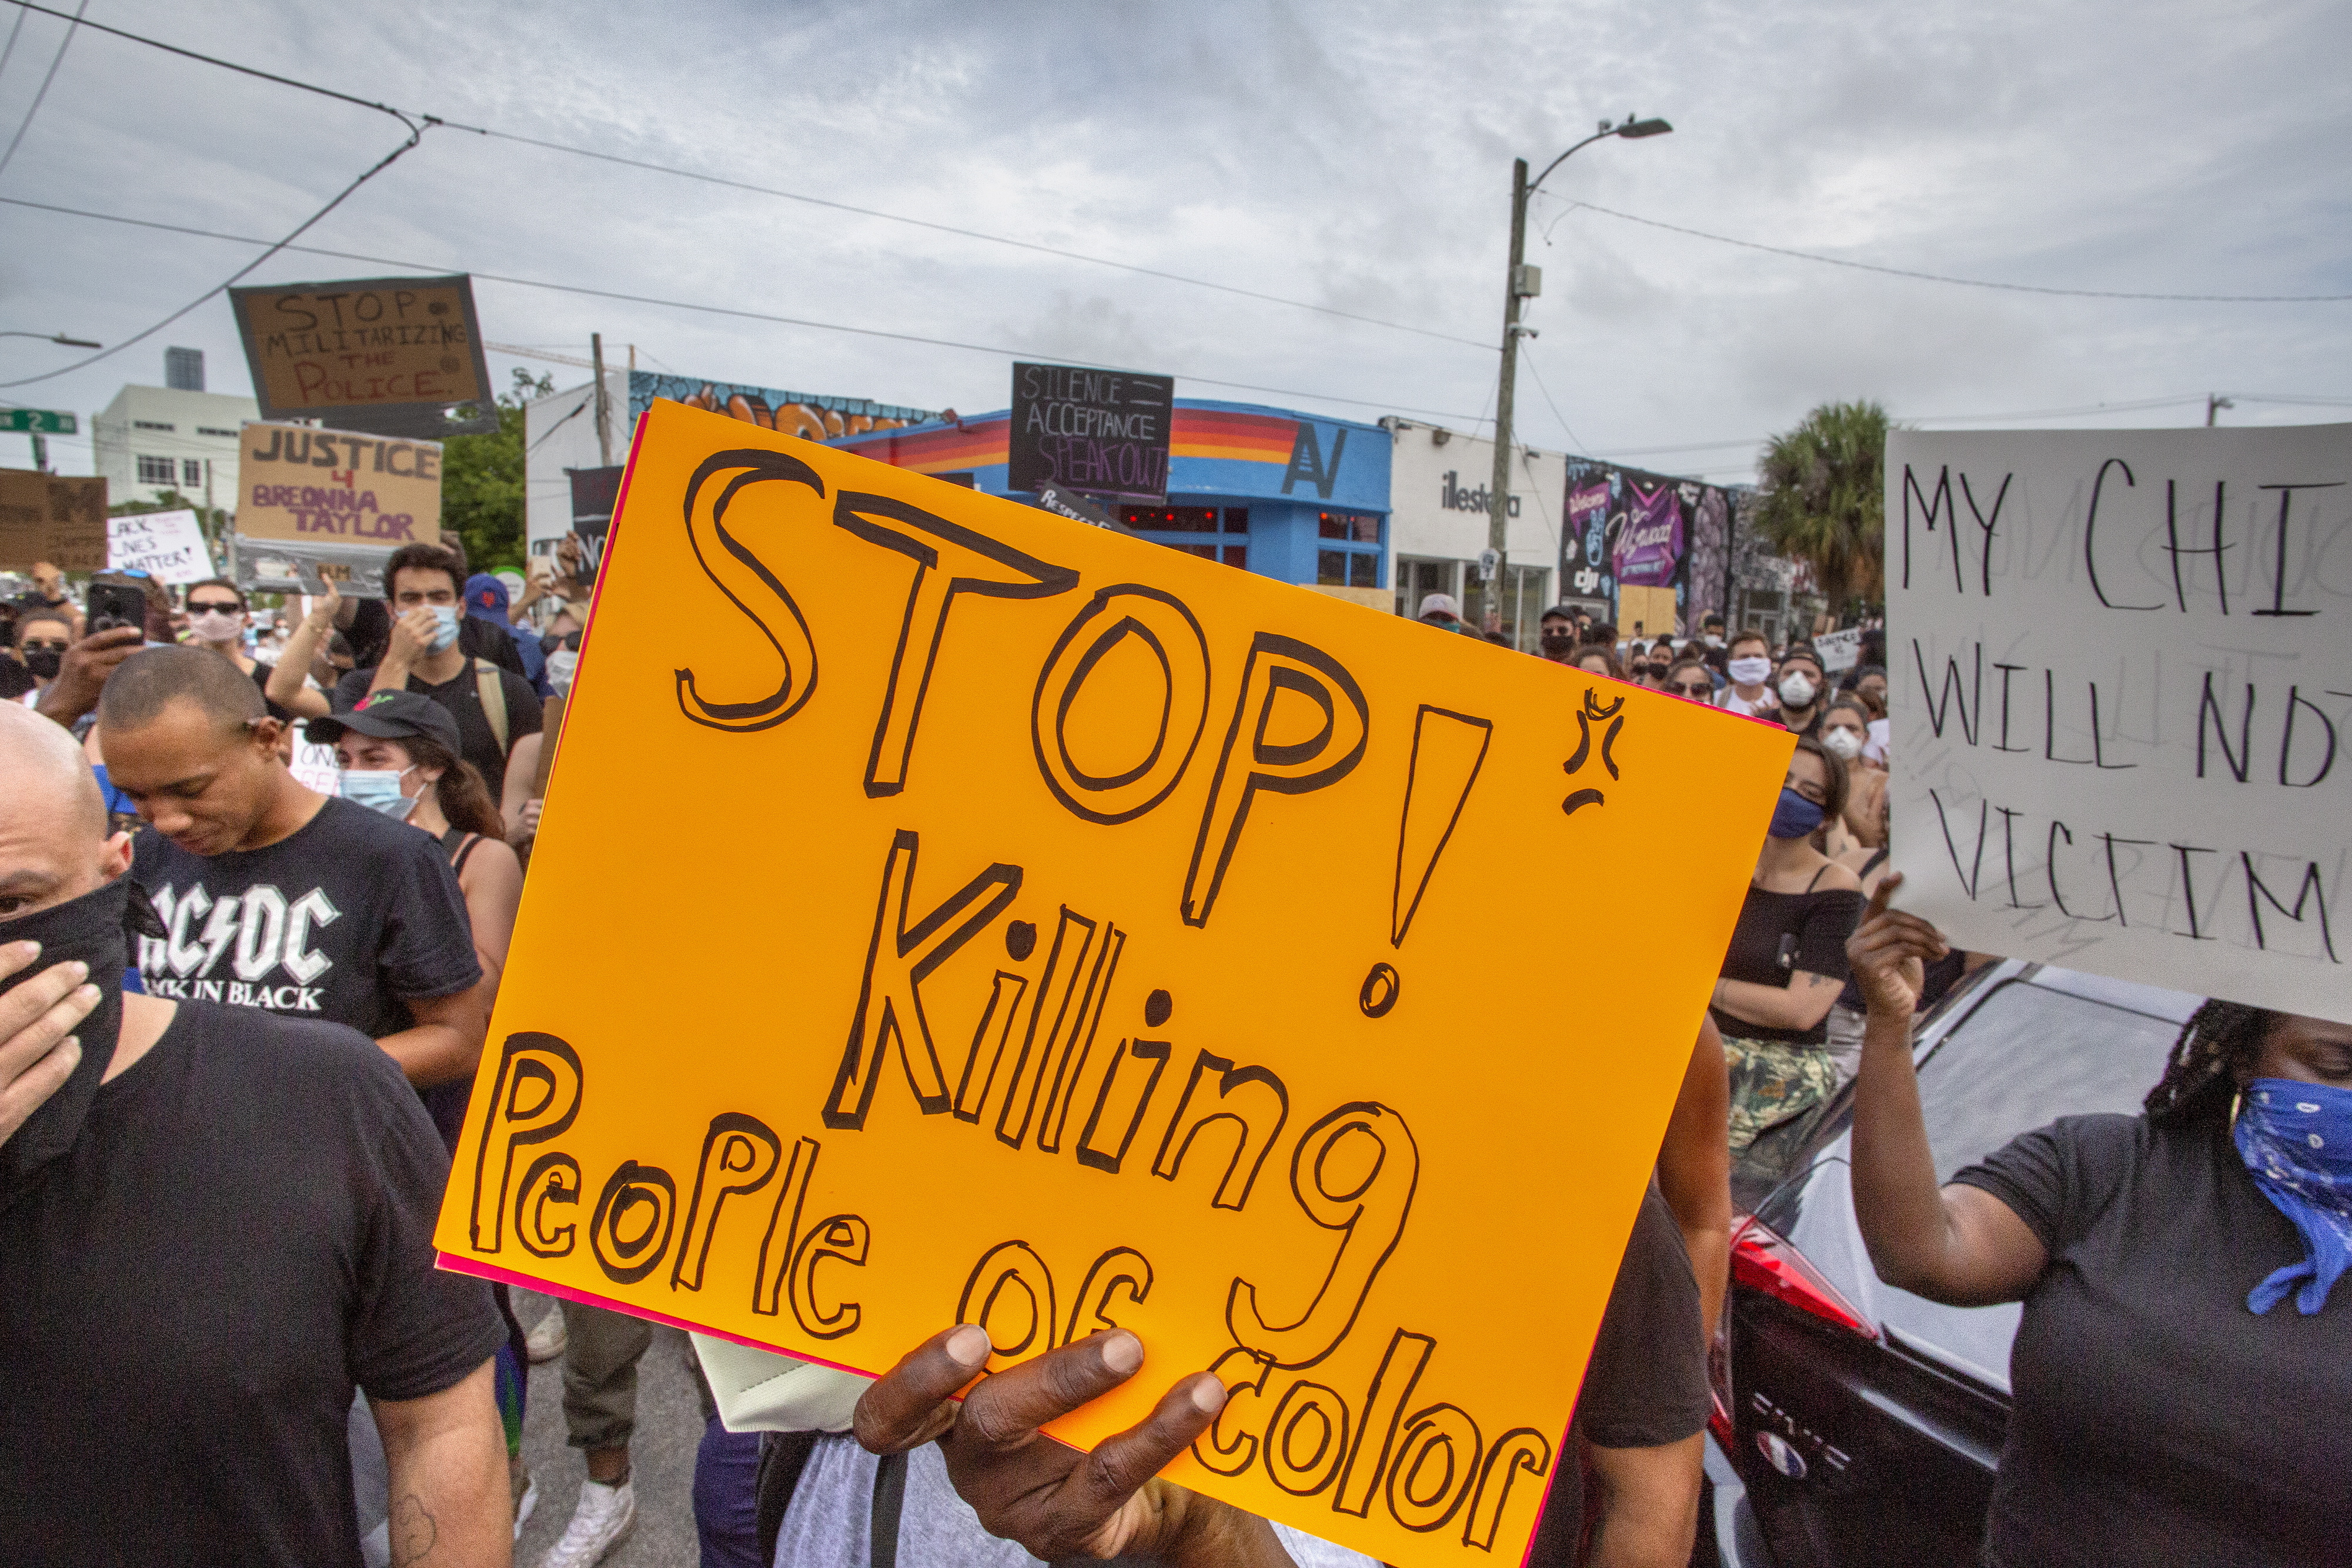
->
<box><xmin>524</xmin><ymin>1308</ymin><xmax>568</xmax><ymax>1364</ymax></box>
<box><xmin>538</xmin><ymin>1477</ymin><xmax>634</xmax><ymax>1568</ymax></box>
<box><xmin>512</xmin><ymin>1471</ymin><xmax>539</xmax><ymax>1539</ymax></box>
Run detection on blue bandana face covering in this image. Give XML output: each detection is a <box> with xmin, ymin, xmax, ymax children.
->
<box><xmin>1766</xmin><ymin>788</ymin><xmax>1826</xmax><ymax>840</ymax></box>
<box><xmin>2234</xmin><ymin>1078</ymin><xmax>2352</xmax><ymax>1315</ymax></box>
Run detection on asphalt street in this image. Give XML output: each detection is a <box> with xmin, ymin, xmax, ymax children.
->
<box><xmin>512</xmin><ymin>1290</ymin><xmax>709</xmax><ymax>1568</ymax></box>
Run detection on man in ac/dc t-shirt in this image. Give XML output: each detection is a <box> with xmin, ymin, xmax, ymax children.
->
<box><xmin>98</xmin><ymin>647</ymin><xmax>486</xmax><ymax>1134</ymax></box>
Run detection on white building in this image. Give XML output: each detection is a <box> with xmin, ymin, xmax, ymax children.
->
<box><xmin>523</xmin><ymin>369</ymin><xmax>630</xmax><ymax>558</ymax></box>
<box><xmin>1381</xmin><ymin>417</ymin><xmax>1565</xmax><ymax>650</ymax></box>
<box><xmin>92</xmin><ymin>382</ymin><xmax>259</xmax><ymax>511</ymax></box>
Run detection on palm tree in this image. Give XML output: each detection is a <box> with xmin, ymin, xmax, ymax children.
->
<box><xmin>1752</xmin><ymin>400</ymin><xmax>1892</xmax><ymax>615</ymax></box>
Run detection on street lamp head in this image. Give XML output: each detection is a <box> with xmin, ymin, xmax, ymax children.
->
<box><xmin>1618</xmin><ymin>118</ymin><xmax>1673</xmax><ymax>138</ymax></box>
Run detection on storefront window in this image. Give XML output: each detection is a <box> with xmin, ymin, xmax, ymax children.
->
<box><xmin>1315</xmin><ymin>510</ymin><xmax>1383</xmax><ymax>587</ymax></box>
<box><xmin>1124</xmin><ymin>506</ymin><xmax>1220</xmax><ymax>533</ymax></box>
<box><xmin>1395</xmin><ymin>557</ymin><xmax>1460</xmax><ymax>618</ymax></box>
<box><xmin>1501</xmin><ymin>563</ymin><xmax>1549</xmax><ymax>651</ymax></box>
<box><xmin>1121</xmin><ymin>504</ymin><xmax>1248</xmax><ymax>570</ymax></box>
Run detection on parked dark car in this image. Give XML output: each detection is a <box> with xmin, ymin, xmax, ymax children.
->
<box><xmin>1700</xmin><ymin>959</ymin><xmax>2199</xmax><ymax>1568</ymax></box>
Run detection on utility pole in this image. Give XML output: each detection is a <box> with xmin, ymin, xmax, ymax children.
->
<box><xmin>1484</xmin><ymin>115</ymin><xmax>1672</xmax><ymax>640</ymax></box>
<box><xmin>2206</xmin><ymin>393</ymin><xmax>2233</xmax><ymax>427</ymax></box>
<box><xmin>1484</xmin><ymin>158</ymin><xmax>1533</xmax><ymax>635</ymax></box>
<box><xmin>592</xmin><ymin>332</ymin><xmax>613</xmax><ymax>466</ymax></box>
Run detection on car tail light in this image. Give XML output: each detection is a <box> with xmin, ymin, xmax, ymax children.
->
<box><xmin>1707</xmin><ymin>1263</ymin><xmax>1737</xmax><ymax>1447</ymax></box>
<box><xmin>1731</xmin><ymin>1215</ymin><xmax>1878</xmax><ymax>1340</ymax></box>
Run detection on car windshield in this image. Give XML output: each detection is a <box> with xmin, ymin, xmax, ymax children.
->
<box><xmin>1917</xmin><ymin>978</ymin><xmax>2184</xmax><ymax>1183</ymax></box>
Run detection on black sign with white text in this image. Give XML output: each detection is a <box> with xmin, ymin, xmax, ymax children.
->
<box><xmin>1008</xmin><ymin>362</ymin><xmax>1172</xmax><ymax>503</ymax></box>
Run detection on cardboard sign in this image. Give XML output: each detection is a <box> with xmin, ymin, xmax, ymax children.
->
<box><xmin>1886</xmin><ymin>424</ymin><xmax>2351</xmax><ymax>1022</ymax></box>
<box><xmin>1008</xmin><ymin>362</ymin><xmax>1174</xmax><ymax>503</ymax></box>
<box><xmin>1813</xmin><ymin>627</ymin><xmax>1862</xmax><ymax>673</ymax></box>
<box><xmin>106</xmin><ymin>509</ymin><xmax>213</xmax><ymax>583</ymax></box>
<box><xmin>229</xmin><ymin>275</ymin><xmax>493</xmax><ymax>434</ymax></box>
<box><xmin>434</xmin><ymin>400</ymin><xmax>1793</xmax><ymax>1566</ymax></box>
<box><xmin>233</xmin><ymin>422</ymin><xmax>441</xmax><ymax>599</ymax></box>
<box><xmin>0</xmin><ymin>468</ymin><xmax>106</xmax><ymax>571</ymax></box>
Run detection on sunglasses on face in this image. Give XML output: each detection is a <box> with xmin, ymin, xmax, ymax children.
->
<box><xmin>1670</xmin><ymin>680</ymin><xmax>1711</xmax><ymax>695</ymax></box>
<box><xmin>188</xmin><ymin>601</ymin><xmax>242</xmax><ymax>615</ymax></box>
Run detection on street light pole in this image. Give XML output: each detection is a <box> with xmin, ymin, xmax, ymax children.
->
<box><xmin>1482</xmin><ymin>116</ymin><xmax>1672</xmax><ymax>638</ymax></box>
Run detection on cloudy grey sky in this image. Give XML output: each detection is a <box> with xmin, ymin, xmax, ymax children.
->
<box><xmin>2</xmin><ymin>0</ymin><xmax>2347</xmax><ymax>482</ymax></box>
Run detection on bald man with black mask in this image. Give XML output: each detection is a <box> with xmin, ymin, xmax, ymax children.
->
<box><xmin>0</xmin><ymin>703</ymin><xmax>510</xmax><ymax>1567</ymax></box>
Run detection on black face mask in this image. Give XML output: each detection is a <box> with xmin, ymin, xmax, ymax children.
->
<box><xmin>1539</xmin><ymin>632</ymin><xmax>1575</xmax><ymax>656</ymax></box>
<box><xmin>0</xmin><ymin>877</ymin><xmax>161</xmax><ymax>1199</ymax></box>
<box><xmin>22</xmin><ymin>648</ymin><xmax>62</xmax><ymax>680</ymax></box>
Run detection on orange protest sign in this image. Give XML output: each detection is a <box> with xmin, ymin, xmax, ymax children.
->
<box><xmin>433</xmin><ymin>400</ymin><xmax>1792</xmax><ymax>1566</ymax></box>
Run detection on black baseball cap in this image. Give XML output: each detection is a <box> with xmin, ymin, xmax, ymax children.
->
<box><xmin>305</xmin><ymin>690</ymin><xmax>463</xmax><ymax>753</ymax></box>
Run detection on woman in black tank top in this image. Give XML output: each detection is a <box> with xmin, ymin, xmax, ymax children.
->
<box><xmin>1710</xmin><ymin>736</ymin><xmax>1865</xmax><ymax>1188</ymax></box>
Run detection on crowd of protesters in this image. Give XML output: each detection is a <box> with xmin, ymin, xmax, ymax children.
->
<box><xmin>0</xmin><ymin>549</ymin><xmax>2340</xmax><ymax>1568</ymax></box>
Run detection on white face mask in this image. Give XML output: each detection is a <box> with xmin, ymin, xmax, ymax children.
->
<box><xmin>1728</xmin><ymin>656</ymin><xmax>1771</xmax><ymax>685</ymax></box>
<box><xmin>1822</xmin><ymin>726</ymin><xmax>1865</xmax><ymax>760</ymax></box>
<box><xmin>546</xmin><ymin>648</ymin><xmax>579</xmax><ymax>697</ymax></box>
<box><xmin>186</xmin><ymin>608</ymin><xmax>244</xmax><ymax>643</ymax></box>
<box><xmin>1779</xmin><ymin>673</ymin><xmax>1818</xmax><ymax>707</ymax></box>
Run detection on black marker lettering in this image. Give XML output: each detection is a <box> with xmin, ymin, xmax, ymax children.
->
<box><xmin>2251</xmin><ymin>482</ymin><xmax>2340</xmax><ymax>617</ymax></box>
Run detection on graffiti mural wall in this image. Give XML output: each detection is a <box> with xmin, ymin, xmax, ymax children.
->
<box><xmin>628</xmin><ymin>372</ymin><xmax>933</xmax><ymax>441</ymax></box>
<box><xmin>1559</xmin><ymin>459</ymin><xmax>1740</xmax><ymax>633</ymax></box>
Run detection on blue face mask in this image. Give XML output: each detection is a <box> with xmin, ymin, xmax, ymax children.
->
<box><xmin>425</xmin><ymin>604</ymin><xmax>462</xmax><ymax>653</ymax></box>
<box><xmin>339</xmin><ymin>767</ymin><xmax>417</xmax><ymax>820</ymax></box>
<box><xmin>2234</xmin><ymin>1078</ymin><xmax>2352</xmax><ymax>1315</ymax></box>
<box><xmin>1766</xmin><ymin>787</ymin><xmax>1826</xmax><ymax>840</ymax></box>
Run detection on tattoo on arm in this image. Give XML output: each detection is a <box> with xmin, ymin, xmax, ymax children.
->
<box><xmin>389</xmin><ymin>1495</ymin><xmax>439</xmax><ymax>1566</ymax></box>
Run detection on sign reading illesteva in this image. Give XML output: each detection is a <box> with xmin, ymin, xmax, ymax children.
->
<box><xmin>1886</xmin><ymin>423</ymin><xmax>2351</xmax><ymax>1023</ymax></box>
<box><xmin>229</xmin><ymin>275</ymin><xmax>495</xmax><ymax>435</ymax></box>
<box><xmin>432</xmin><ymin>399</ymin><xmax>1794</xmax><ymax>1567</ymax></box>
<box><xmin>1008</xmin><ymin>361</ymin><xmax>1174</xmax><ymax>503</ymax></box>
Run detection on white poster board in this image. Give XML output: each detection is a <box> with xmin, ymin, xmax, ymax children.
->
<box><xmin>1815</xmin><ymin>627</ymin><xmax>1863</xmax><ymax>672</ymax></box>
<box><xmin>288</xmin><ymin>718</ymin><xmax>341</xmax><ymax>796</ymax></box>
<box><xmin>106</xmin><ymin>509</ymin><xmax>213</xmax><ymax>583</ymax></box>
<box><xmin>1885</xmin><ymin>424</ymin><xmax>2350</xmax><ymax>1023</ymax></box>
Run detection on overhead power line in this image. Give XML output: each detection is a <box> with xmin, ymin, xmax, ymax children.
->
<box><xmin>485</xmin><ymin>340</ymin><xmax>597</xmax><ymax>369</ymax></box>
<box><xmin>0</xmin><ymin>193</ymin><xmax>1494</xmax><ymax>423</ymax></box>
<box><xmin>0</xmin><ymin>5</ymin><xmax>32</xmax><ymax>84</ymax></box>
<box><xmin>1552</xmin><ymin>198</ymin><xmax>2352</xmax><ymax>304</ymax></box>
<box><xmin>0</xmin><ymin>128</ymin><xmax>432</xmax><ymax>388</ymax></box>
<box><xmin>0</xmin><ymin>0</ymin><xmax>414</xmax><ymax>122</ymax></box>
<box><xmin>0</xmin><ymin>0</ymin><xmax>1489</xmax><ymax>353</ymax></box>
<box><xmin>459</xmin><ymin>125</ymin><xmax>1496</xmax><ymax>352</ymax></box>
<box><xmin>0</xmin><ymin>0</ymin><xmax>84</xmax><ymax>180</ymax></box>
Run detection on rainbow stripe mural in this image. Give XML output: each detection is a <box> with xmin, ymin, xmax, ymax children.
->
<box><xmin>835</xmin><ymin>406</ymin><xmax>1309</xmax><ymax>476</ymax></box>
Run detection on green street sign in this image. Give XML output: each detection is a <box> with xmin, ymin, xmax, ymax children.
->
<box><xmin>0</xmin><ymin>409</ymin><xmax>76</xmax><ymax>434</ymax></box>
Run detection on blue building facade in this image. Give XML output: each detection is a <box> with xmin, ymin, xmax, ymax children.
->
<box><xmin>828</xmin><ymin>398</ymin><xmax>1392</xmax><ymax>590</ymax></box>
